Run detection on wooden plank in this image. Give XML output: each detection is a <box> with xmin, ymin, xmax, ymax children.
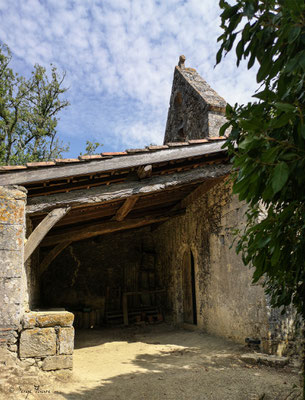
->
<box><xmin>27</xmin><ymin>164</ymin><xmax>231</xmax><ymax>215</ymax></box>
<box><xmin>0</xmin><ymin>142</ymin><xmax>226</xmax><ymax>185</ymax></box>
<box><xmin>24</xmin><ymin>207</ymin><xmax>70</xmax><ymax>262</ymax></box>
<box><xmin>41</xmin><ymin>209</ymin><xmax>185</xmax><ymax>247</ymax></box>
<box><xmin>39</xmin><ymin>241</ymin><xmax>71</xmax><ymax>276</ymax></box>
<box><xmin>113</xmin><ymin>197</ymin><xmax>138</xmax><ymax>221</ymax></box>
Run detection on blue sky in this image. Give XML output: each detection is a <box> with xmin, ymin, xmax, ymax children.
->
<box><xmin>0</xmin><ymin>0</ymin><xmax>258</xmax><ymax>157</ymax></box>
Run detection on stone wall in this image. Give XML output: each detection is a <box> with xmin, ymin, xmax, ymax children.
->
<box><xmin>19</xmin><ymin>311</ymin><xmax>74</xmax><ymax>371</ymax></box>
<box><xmin>153</xmin><ymin>179</ymin><xmax>296</xmax><ymax>354</ymax></box>
<box><xmin>0</xmin><ymin>185</ymin><xmax>26</xmax><ymax>329</ymax></box>
<box><xmin>0</xmin><ymin>185</ymin><xmax>75</xmax><ymax>372</ymax></box>
<box><xmin>0</xmin><ymin>185</ymin><xmax>27</xmax><ymax>364</ymax></box>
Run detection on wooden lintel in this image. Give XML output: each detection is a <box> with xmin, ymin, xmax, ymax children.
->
<box><xmin>27</xmin><ymin>164</ymin><xmax>231</xmax><ymax>215</ymax></box>
<box><xmin>24</xmin><ymin>207</ymin><xmax>71</xmax><ymax>262</ymax></box>
<box><xmin>137</xmin><ymin>164</ymin><xmax>152</xmax><ymax>179</ymax></box>
<box><xmin>113</xmin><ymin>197</ymin><xmax>138</xmax><ymax>221</ymax></box>
<box><xmin>41</xmin><ymin>209</ymin><xmax>185</xmax><ymax>247</ymax></box>
<box><xmin>39</xmin><ymin>241</ymin><xmax>72</xmax><ymax>277</ymax></box>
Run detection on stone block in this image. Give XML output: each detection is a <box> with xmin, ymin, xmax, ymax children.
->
<box><xmin>22</xmin><ymin>313</ymin><xmax>37</xmax><ymax>329</ymax></box>
<box><xmin>42</xmin><ymin>355</ymin><xmax>73</xmax><ymax>371</ymax></box>
<box><xmin>19</xmin><ymin>328</ymin><xmax>56</xmax><ymax>358</ymax></box>
<box><xmin>58</xmin><ymin>327</ymin><xmax>74</xmax><ymax>355</ymax></box>
<box><xmin>0</xmin><ymin>250</ymin><xmax>22</xmax><ymax>277</ymax></box>
<box><xmin>0</xmin><ymin>224</ymin><xmax>24</xmax><ymax>250</ymax></box>
<box><xmin>36</xmin><ymin>311</ymin><xmax>74</xmax><ymax>328</ymax></box>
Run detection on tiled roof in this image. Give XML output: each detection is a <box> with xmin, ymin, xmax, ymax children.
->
<box><xmin>0</xmin><ymin>137</ymin><xmax>227</xmax><ymax>174</ymax></box>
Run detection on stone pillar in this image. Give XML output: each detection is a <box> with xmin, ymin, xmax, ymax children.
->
<box><xmin>0</xmin><ymin>185</ymin><xmax>27</xmax><ymax>330</ymax></box>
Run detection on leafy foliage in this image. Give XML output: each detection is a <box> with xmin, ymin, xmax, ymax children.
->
<box><xmin>80</xmin><ymin>140</ymin><xmax>103</xmax><ymax>156</ymax></box>
<box><xmin>0</xmin><ymin>43</ymin><xmax>69</xmax><ymax>165</ymax></box>
<box><xmin>216</xmin><ymin>0</ymin><xmax>305</xmax><ymax>318</ymax></box>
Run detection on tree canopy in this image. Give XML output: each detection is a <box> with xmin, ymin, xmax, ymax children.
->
<box><xmin>216</xmin><ymin>0</ymin><xmax>305</xmax><ymax>320</ymax></box>
<box><xmin>0</xmin><ymin>43</ymin><xmax>70</xmax><ymax>165</ymax></box>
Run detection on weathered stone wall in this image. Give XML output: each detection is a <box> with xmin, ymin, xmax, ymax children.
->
<box><xmin>153</xmin><ymin>180</ymin><xmax>271</xmax><ymax>346</ymax></box>
<box><xmin>0</xmin><ymin>186</ymin><xmax>26</xmax><ymax>330</ymax></box>
<box><xmin>20</xmin><ymin>311</ymin><xmax>74</xmax><ymax>370</ymax></box>
<box><xmin>164</xmin><ymin>66</ymin><xmax>227</xmax><ymax>143</ymax></box>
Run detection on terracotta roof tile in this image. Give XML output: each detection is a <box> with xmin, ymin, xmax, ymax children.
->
<box><xmin>55</xmin><ymin>158</ymin><xmax>81</xmax><ymax>164</ymax></box>
<box><xmin>0</xmin><ymin>139</ymin><xmax>228</xmax><ymax>175</ymax></box>
<box><xmin>147</xmin><ymin>145</ymin><xmax>169</xmax><ymax>151</ymax></box>
<box><xmin>26</xmin><ymin>161</ymin><xmax>56</xmax><ymax>168</ymax></box>
<box><xmin>188</xmin><ymin>139</ymin><xmax>209</xmax><ymax>144</ymax></box>
<box><xmin>78</xmin><ymin>154</ymin><xmax>103</xmax><ymax>161</ymax></box>
<box><xmin>167</xmin><ymin>142</ymin><xmax>189</xmax><ymax>147</ymax></box>
<box><xmin>0</xmin><ymin>165</ymin><xmax>27</xmax><ymax>171</ymax></box>
<box><xmin>126</xmin><ymin>148</ymin><xmax>150</xmax><ymax>154</ymax></box>
<box><xmin>102</xmin><ymin>152</ymin><xmax>126</xmax><ymax>156</ymax></box>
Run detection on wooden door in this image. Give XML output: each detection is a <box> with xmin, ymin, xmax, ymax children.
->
<box><xmin>182</xmin><ymin>250</ymin><xmax>197</xmax><ymax>324</ymax></box>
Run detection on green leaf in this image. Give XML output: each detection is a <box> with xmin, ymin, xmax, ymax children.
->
<box><xmin>253</xmin><ymin>89</ymin><xmax>276</xmax><ymax>102</ymax></box>
<box><xmin>288</xmin><ymin>26</ymin><xmax>301</xmax><ymax>44</ymax></box>
<box><xmin>272</xmin><ymin>162</ymin><xmax>290</xmax><ymax>194</ymax></box>
<box><xmin>274</xmin><ymin>102</ymin><xmax>295</xmax><ymax>112</ymax></box>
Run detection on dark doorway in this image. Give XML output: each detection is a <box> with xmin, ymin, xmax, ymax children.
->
<box><xmin>182</xmin><ymin>250</ymin><xmax>197</xmax><ymax>325</ymax></box>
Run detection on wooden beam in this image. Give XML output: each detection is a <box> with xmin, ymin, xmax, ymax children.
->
<box><xmin>41</xmin><ymin>209</ymin><xmax>185</xmax><ymax>247</ymax></box>
<box><xmin>27</xmin><ymin>164</ymin><xmax>231</xmax><ymax>215</ymax></box>
<box><xmin>137</xmin><ymin>165</ymin><xmax>152</xmax><ymax>179</ymax></box>
<box><xmin>39</xmin><ymin>241</ymin><xmax>71</xmax><ymax>276</ymax></box>
<box><xmin>113</xmin><ymin>197</ymin><xmax>138</xmax><ymax>221</ymax></box>
<box><xmin>24</xmin><ymin>207</ymin><xmax>70</xmax><ymax>262</ymax></box>
<box><xmin>0</xmin><ymin>141</ymin><xmax>226</xmax><ymax>185</ymax></box>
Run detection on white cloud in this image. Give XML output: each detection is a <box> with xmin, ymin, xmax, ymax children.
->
<box><xmin>0</xmin><ymin>0</ymin><xmax>258</xmax><ymax>155</ymax></box>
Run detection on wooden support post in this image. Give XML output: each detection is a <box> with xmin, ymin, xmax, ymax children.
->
<box><xmin>123</xmin><ymin>294</ymin><xmax>128</xmax><ymax>326</ymax></box>
<box><xmin>113</xmin><ymin>197</ymin><xmax>138</xmax><ymax>221</ymax></box>
<box><xmin>24</xmin><ymin>207</ymin><xmax>70</xmax><ymax>262</ymax></box>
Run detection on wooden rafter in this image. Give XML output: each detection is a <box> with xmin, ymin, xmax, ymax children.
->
<box><xmin>137</xmin><ymin>165</ymin><xmax>152</xmax><ymax>179</ymax></box>
<box><xmin>24</xmin><ymin>207</ymin><xmax>71</xmax><ymax>262</ymax></box>
<box><xmin>113</xmin><ymin>197</ymin><xmax>138</xmax><ymax>221</ymax></box>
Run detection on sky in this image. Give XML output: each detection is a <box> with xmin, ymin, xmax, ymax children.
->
<box><xmin>0</xmin><ymin>0</ymin><xmax>258</xmax><ymax>157</ymax></box>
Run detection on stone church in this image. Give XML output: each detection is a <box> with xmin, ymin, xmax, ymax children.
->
<box><xmin>0</xmin><ymin>57</ymin><xmax>294</xmax><ymax>372</ymax></box>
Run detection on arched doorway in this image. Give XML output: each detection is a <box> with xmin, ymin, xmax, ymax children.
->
<box><xmin>182</xmin><ymin>249</ymin><xmax>197</xmax><ymax>325</ymax></box>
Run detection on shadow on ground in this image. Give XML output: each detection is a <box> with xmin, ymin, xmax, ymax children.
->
<box><xmin>54</xmin><ymin>325</ymin><xmax>301</xmax><ymax>400</ymax></box>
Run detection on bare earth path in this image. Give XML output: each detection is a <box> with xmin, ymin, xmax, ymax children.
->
<box><xmin>1</xmin><ymin>324</ymin><xmax>301</xmax><ymax>400</ymax></box>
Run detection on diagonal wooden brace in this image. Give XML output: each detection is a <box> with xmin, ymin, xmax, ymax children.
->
<box><xmin>24</xmin><ymin>207</ymin><xmax>71</xmax><ymax>262</ymax></box>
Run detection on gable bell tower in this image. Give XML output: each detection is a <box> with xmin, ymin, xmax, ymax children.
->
<box><xmin>164</xmin><ymin>56</ymin><xmax>227</xmax><ymax>144</ymax></box>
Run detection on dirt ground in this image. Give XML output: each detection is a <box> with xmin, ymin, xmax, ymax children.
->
<box><xmin>1</xmin><ymin>324</ymin><xmax>302</xmax><ymax>400</ymax></box>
